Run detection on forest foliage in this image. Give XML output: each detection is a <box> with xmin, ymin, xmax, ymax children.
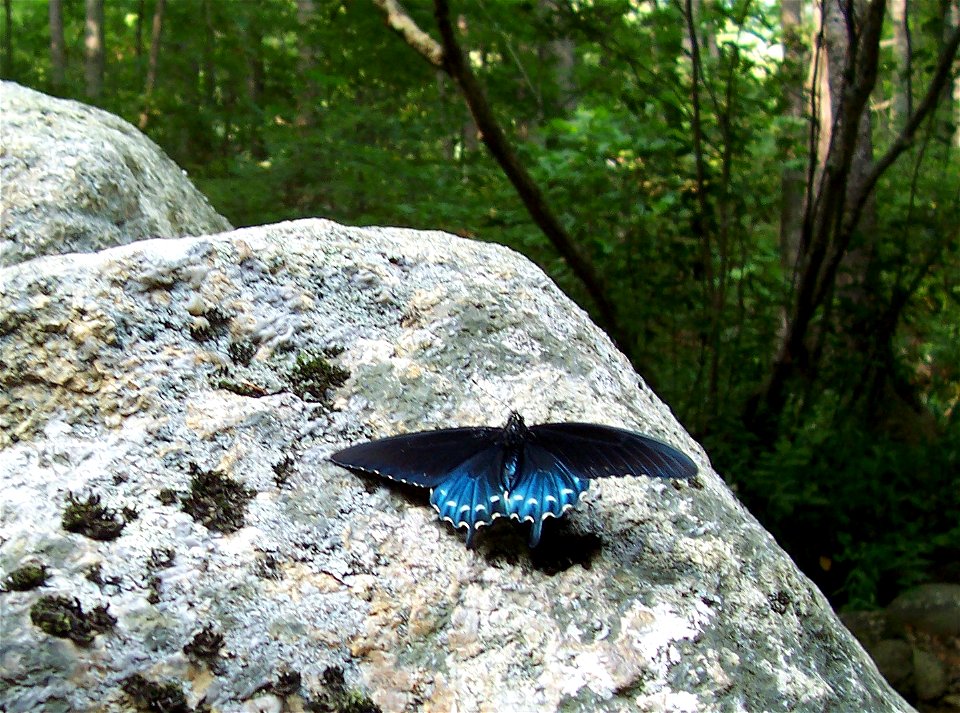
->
<box><xmin>2</xmin><ymin>0</ymin><xmax>958</xmax><ymax>609</ymax></box>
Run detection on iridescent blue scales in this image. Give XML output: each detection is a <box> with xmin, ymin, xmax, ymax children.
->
<box><xmin>329</xmin><ymin>412</ymin><xmax>697</xmax><ymax>547</ymax></box>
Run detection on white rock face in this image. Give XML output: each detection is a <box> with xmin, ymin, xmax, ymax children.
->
<box><xmin>0</xmin><ymin>88</ymin><xmax>912</xmax><ymax>712</ymax></box>
<box><xmin>0</xmin><ymin>81</ymin><xmax>231</xmax><ymax>267</ymax></box>
<box><xmin>0</xmin><ymin>220</ymin><xmax>911</xmax><ymax>712</ymax></box>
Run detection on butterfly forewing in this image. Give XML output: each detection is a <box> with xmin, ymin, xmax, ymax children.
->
<box><xmin>528</xmin><ymin>423</ymin><xmax>697</xmax><ymax>481</ymax></box>
<box><xmin>329</xmin><ymin>426</ymin><xmax>502</xmax><ymax>488</ymax></box>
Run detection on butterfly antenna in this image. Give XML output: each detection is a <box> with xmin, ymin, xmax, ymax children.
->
<box><xmin>467</xmin><ymin>375</ymin><xmax>513</xmax><ymax>419</ymax></box>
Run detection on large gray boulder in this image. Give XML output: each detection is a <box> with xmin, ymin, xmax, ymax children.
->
<box><xmin>0</xmin><ymin>217</ymin><xmax>912</xmax><ymax>712</ymax></box>
<box><xmin>0</xmin><ymin>82</ymin><xmax>231</xmax><ymax>267</ymax></box>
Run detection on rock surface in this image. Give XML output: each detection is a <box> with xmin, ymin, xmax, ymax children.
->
<box><xmin>0</xmin><ymin>81</ymin><xmax>231</xmax><ymax>267</ymax></box>
<box><xmin>0</xmin><ymin>217</ymin><xmax>913</xmax><ymax>712</ymax></box>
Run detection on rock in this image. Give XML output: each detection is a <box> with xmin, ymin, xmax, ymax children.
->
<box><xmin>912</xmin><ymin>648</ymin><xmax>947</xmax><ymax>702</ymax></box>
<box><xmin>0</xmin><ymin>93</ymin><xmax>913</xmax><ymax>712</ymax></box>
<box><xmin>0</xmin><ymin>82</ymin><xmax>231</xmax><ymax>267</ymax></box>
<box><xmin>869</xmin><ymin>639</ymin><xmax>914</xmax><ymax>690</ymax></box>
<box><xmin>0</xmin><ymin>220</ymin><xmax>914</xmax><ymax>712</ymax></box>
<box><xmin>842</xmin><ymin>609</ymin><xmax>895</xmax><ymax>648</ymax></box>
<box><xmin>887</xmin><ymin>584</ymin><xmax>960</xmax><ymax>638</ymax></box>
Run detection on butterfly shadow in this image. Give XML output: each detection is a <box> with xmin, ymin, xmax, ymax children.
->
<box><xmin>352</xmin><ymin>470</ymin><xmax>602</xmax><ymax>575</ymax></box>
<box><xmin>478</xmin><ymin>518</ymin><xmax>604</xmax><ymax>575</ymax></box>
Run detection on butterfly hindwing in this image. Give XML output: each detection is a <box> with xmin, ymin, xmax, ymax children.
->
<box><xmin>329</xmin><ymin>426</ymin><xmax>501</xmax><ymax>489</ymax></box>
<box><xmin>509</xmin><ymin>443</ymin><xmax>590</xmax><ymax>546</ymax></box>
<box><xmin>430</xmin><ymin>447</ymin><xmax>511</xmax><ymax>546</ymax></box>
<box><xmin>528</xmin><ymin>422</ymin><xmax>697</xmax><ymax>481</ymax></box>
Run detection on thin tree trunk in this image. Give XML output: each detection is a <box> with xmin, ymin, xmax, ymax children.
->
<box><xmin>890</xmin><ymin>0</ymin><xmax>913</xmax><ymax>123</ymax></box>
<box><xmin>135</xmin><ymin>0</ymin><xmax>145</xmax><ymax>61</ymax></box>
<box><xmin>139</xmin><ymin>0</ymin><xmax>166</xmax><ymax>130</ymax></box>
<box><xmin>1</xmin><ymin>0</ymin><xmax>12</xmax><ymax>79</ymax></box>
<box><xmin>245</xmin><ymin>17</ymin><xmax>267</xmax><ymax>160</ymax></box>
<box><xmin>747</xmin><ymin>0</ymin><xmax>886</xmax><ymax>436</ymax></box>
<box><xmin>49</xmin><ymin>0</ymin><xmax>66</xmax><ymax>90</ymax></box>
<box><xmin>950</xmin><ymin>0</ymin><xmax>960</xmax><ymax>147</ymax></box>
<box><xmin>295</xmin><ymin>0</ymin><xmax>317</xmax><ymax>129</ymax></box>
<box><xmin>778</xmin><ymin>0</ymin><xmax>807</xmax><ymax>285</ymax></box>
<box><xmin>84</xmin><ymin>0</ymin><xmax>105</xmax><ymax>99</ymax></box>
<box><xmin>201</xmin><ymin>0</ymin><xmax>216</xmax><ymax>106</ymax></box>
<box><xmin>545</xmin><ymin>36</ymin><xmax>576</xmax><ymax>114</ymax></box>
<box><xmin>683</xmin><ymin>0</ymin><xmax>718</xmax><ymax>428</ymax></box>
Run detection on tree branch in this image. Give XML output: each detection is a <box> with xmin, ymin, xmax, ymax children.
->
<box><xmin>372</xmin><ymin>0</ymin><xmax>444</xmax><ymax>67</ymax></box>
<box><xmin>373</xmin><ymin>0</ymin><xmax>631</xmax><ymax>355</ymax></box>
<box><xmin>846</xmin><ymin>23</ymin><xmax>960</xmax><ymax>233</ymax></box>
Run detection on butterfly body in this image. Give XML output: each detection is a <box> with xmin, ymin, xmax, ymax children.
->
<box><xmin>329</xmin><ymin>412</ymin><xmax>696</xmax><ymax>547</ymax></box>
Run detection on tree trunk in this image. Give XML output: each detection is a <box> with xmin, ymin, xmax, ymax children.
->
<box><xmin>49</xmin><ymin>0</ymin><xmax>66</xmax><ymax>90</ymax></box>
<box><xmin>746</xmin><ymin>0</ymin><xmax>886</xmax><ymax>437</ymax></box>
<box><xmin>245</xmin><ymin>15</ymin><xmax>267</xmax><ymax>160</ymax></box>
<box><xmin>201</xmin><ymin>0</ymin><xmax>216</xmax><ymax>106</ymax></box>
<box><xmin>2</xmin><ymin>0</ymin><xmax>12</xmax><ymax>79</ymax></box>
<box><xmin>890</xmin><ymin>0</ymin><xmax>913</xmax><ymax>123</ymax></box>
<box><xmin>545</xmin><ymin>37</ymin><xmax>576</xmax><ymax>114</ymax></box>
<box><xmin>778</xmin><ymin>0</ymin><xmax>807</xmax><ymax>286</ymax></box>
<box><xmin>135</xmin><ymin>0</ymin><xmax>144</xmax><ymax>61</ymax></box>
<box><xmin>139</xmin><ymin>0</ymin><xmax>166</xmax><ymax>130</ymax></box>
<box><xmin>295</xmin><ymin>0</ymin><xmax>317</xmax><ymax>129</ymax></box>
<box><xmin>950</xmin><ymin>0</ymin><xmax>960</xmax><ymax>147</ymax></box>
<box><xmin>84</xmin><ymin>0</ymin><xmax>105</xmax><ymax>99</ymax></box>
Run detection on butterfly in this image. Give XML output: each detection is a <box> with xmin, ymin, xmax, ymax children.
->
<box><xmin>329</xmin><ymin>412</ymin><xmax>697</xmax><ymax>547</ymax></box>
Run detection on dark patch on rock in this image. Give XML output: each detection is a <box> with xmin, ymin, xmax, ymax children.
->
<box><xmin>770</xmin><ymin>590</ymin><xmax>791</xmax><ymax>615</ymax></box>
<box><xmin>287</xmin><ymin>350</ymin><xmax>349</xmax><ymax>403</ymax></box>
<box><xmin>180</xmin><ymin>464</ymin><xmax>255</xmax><ymax>534</ymax></box>
<box><xmin>62</xmin><ymin>492</ymin><xmax>126</xmax><ymax>541</ymax></box>
<box><xmin>1</xmin><ymin>562</ymin><xmax>48</xmax><ymax>591</ymax></box>
<box><xmin>121</xmin><ymin>674</ymin><xmax>191</xmax><ymax>713</ymax></box>
<box><xmin>304</xmin><ymin>666</ymin><xmax>381</xmax><ymax>713</ymax></box>
<box><xmin>188</xmin><ymin>307</ymin><xmax>231</xmax><ymax>343</ymax></box>
<box><xmin>29</xmin><ymin>595</ymin><xmax>115</xmax><ymax>646</ymax></box>
<box><xmin>183</xmin><ymin>625</ymin><xmax>225</xmax><ymax>665</ymax></box>
<box><xmin>227</xmin><ymin>339</ymin><xmax>256</xmax><ymax>366</ymax></box>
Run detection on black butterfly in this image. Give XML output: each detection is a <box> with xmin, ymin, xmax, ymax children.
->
<box><xmin>329</xmin><ymin>412</ymin><xmax>697</xmax><ymax>547</ymax></box>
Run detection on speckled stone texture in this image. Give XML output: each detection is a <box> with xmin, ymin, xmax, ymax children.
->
<box><xmin>0</xmin><ymin>219</ymin><xmax>913</xmax><ymax>712</ymax></box>
<box><xmin>0</xmin><ymin>81</ymin><xmax>231</xmax><ymax>267</ymax></box>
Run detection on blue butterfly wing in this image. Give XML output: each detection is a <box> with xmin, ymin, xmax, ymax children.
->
<box><xmin>509</xmin><ymin>443</ymin><xmax>591</xmax><ymax>547</ymax></box>
<box><xmin>430</xmin><ymin>446</ymin><xmax>511</xmax><ymax>547</ymax></box>
<box><xmin>329</xmin><ymin>426</ymin><xmax>501</xmax><ymax>488</ymax></box>
<box><xmin>528</xmin><ymin>422</ymin><xmax>697</xmax><ymax>481</ymax></box>
<box><xmin>331</xmin><ymin>418</ymin><xmax>696</xmax><ymax>548</ymax></box>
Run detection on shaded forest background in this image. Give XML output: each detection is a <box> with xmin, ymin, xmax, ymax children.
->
<box><xmin>1</xmin><ymin>0</ymin><xmax>958</xmax><ymax>610</ymax></box>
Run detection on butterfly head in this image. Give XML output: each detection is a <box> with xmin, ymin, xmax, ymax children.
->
<box><xmin>501</xmin><ymin>411</ymin><xmax>529</xmax><ymax>448</ymax></box>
